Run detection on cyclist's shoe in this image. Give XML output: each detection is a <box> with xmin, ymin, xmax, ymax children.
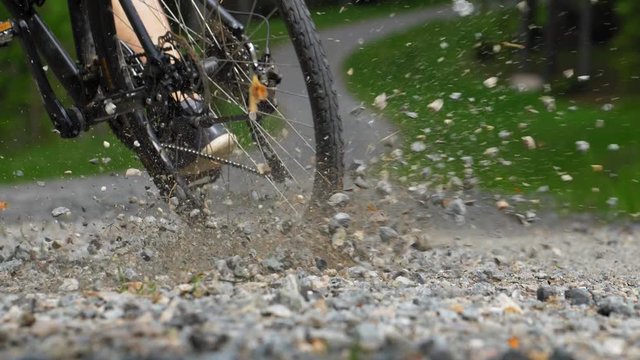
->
<box><xmin>174</xmin><ymin>98</ymin><xmax>236</xmax><ymax>176</ymax></box>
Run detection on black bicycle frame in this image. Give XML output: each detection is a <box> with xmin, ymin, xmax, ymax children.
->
<box><xmin>1</xmin><ymin>0</ymin><xmax>243</xmax><ymax>138</ymax></box>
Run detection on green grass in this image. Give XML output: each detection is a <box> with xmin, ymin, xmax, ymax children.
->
<box><xmin>344</xmin><ymin>10</ymin><xmax>640</xmax><ymax>216</ymax></box>
<box><xmin>0</xmin><ymin>0</ymin><xmax>448</xmax><ymax>185</ymax></box>
<box><xmin>0</xmin><ymin>125</ymin><xmax>138</xmax><ymax>183</ymax></box>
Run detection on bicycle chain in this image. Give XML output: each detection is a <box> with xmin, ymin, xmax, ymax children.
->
<box><xmin>160</xmin><ymin>143</ymin><xmax>267</xmax><ymax>178</ymax></box>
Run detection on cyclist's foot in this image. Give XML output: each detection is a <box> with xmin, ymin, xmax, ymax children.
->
<box><xmin>178</xmin><ymin>124</ymin><xmax>237</xmax><ymax>175</ymax></box>
<box><xmin>175</xmin><ymin>98</ymin><xmax>237</xmax><ymax>176</ymax></box>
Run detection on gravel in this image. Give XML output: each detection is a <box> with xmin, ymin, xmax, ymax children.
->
<box><xmin>3</xmin><ymin>170</ymin><xmax>640</xmax><ymax>360</ymax></box>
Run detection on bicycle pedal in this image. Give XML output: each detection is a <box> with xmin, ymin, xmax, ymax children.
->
<box><xmin>0</xmin><ymin>20</ymin><xmax>15</xmax><ymax>47</ymax></box>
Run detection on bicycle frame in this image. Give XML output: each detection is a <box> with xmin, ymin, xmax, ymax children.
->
<box><xmin>1</xmin><ymin>0</ymin><xmax>244</xmax><ymax>138</ymax></box>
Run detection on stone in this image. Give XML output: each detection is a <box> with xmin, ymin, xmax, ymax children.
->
<box><xmin>501</xmin><ymin>350</ymin><xmax>530</xmax><ymax>360</ymax></box>
<box><xmin>354</xmin><ymin>322</ymin><xmax>385</xmax><ymax>351</ymax></box>
<box><xmin>59</xmin><ymin>278</ymin><xmax>79</xmax><ymax>292</ymax></box>
<box><xmin>262</xmin><ymin>258</ymin><xmax>284</xmax><ymax>273</ymax></box>
<box><xmin>376</xmin><ymin>180</ymin><xmax>392</xmax><ymax>195</ymax></box>
<box><xmin>276</xmin><ymin>274</ymin><xmax>305</xmax><ymax>311</ymax></box>
<box><xmin>412</xmin><ymin>233</ymin><xmax>432</xmax><ymax>251</ymax></box>
<box><xmin>597</xmin><ymin>296</ymin><xmax>633</xmax><ymax>317</ymax></box>
<box><xmin>262</xmin><ymin>304</ymin><xmax>293</xmax><ymax>318</ymax></box>
<box><xmin>565</xmin><ymin>288</ymin><xmax>592</xmax><ymax>305</ymax></box>
<box><xmin>536</xmin><ymin>286</ymin><xmax>557</xmax><ymax>302</ymax></box>
<box><xmin>331</xmin><ymin>228</ymin><xmax>347</xmax><ymax>248</ymax></box>
<box><xmin>327</xmin><ymin>193</ymin><xmax>350</xmax><ymax>207</ymax></box>
<box><xmin>379</xmin><ymin>226</ymin><xmax>399</xmax><ymax>243</ymax></box>
<box><xmin>332</xmin><ymin>213</ymin><xmax>351</xmax><ymax>228</ymax></box>
<box><xmin>51</xmin><ymin>207</ymin><xmax>71</xmax><ymax>217</ymax></box>
<box><xmin>446</xmin><ymin>198</ymin><xmax>466</xmax><ymax>216</ymax></box>
<box><xmin>550</xmin><ymin>348</ymin><xmax>576</xmax><ymax>360</ymax></box>
<box><xmin>125</xmin><ymin>168</ymin><xmax>142</xmax><ymax>177</ymax></box>
<box><xmin>354</xmin><ymin>176</ymin><xmax>370</xmax><ymax>189</ymax></box>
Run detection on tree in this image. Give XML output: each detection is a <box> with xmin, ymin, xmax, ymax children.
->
<box><xmin>615</xmin><ymin>0</ymin><xmax>640</xmax><ymax>90</ymax></box>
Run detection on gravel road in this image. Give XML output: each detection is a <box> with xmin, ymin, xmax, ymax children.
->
<box><xmin>2</xmin><ymin>5</ymin><xmax>640</xmax><ymax>360</ymax></box>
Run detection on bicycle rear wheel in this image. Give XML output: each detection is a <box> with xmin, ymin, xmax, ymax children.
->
<box><xmin>97</xmin><ymin>0</ymin><xmax>344</xmax><ymax>215</ymax></box>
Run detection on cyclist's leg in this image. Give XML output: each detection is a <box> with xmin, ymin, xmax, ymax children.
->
<box><xmin>111</xmin><ymin>0</ymin><xmax>236</xmax><ymax>175</ymax></box>
<box><xmin>113</xmin><ymin>0</ymin><xmax>170</xmax><ymax>54</ymax></box>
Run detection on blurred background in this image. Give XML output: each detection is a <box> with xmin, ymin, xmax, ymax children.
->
<box><xmin>0</xmin><ymin>0</ymin><xmax>638</xmax><ymax>216</ymax></box>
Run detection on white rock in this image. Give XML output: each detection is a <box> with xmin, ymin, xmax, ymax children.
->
<box><xmin>608</xmin><ymin>144</ymin><xmax>620</xmax><ymax>151</ymax></box>
<box><xmin>404</xmin><ymin>111</ymin><xmax>418</xmax><ymax>119</ymax></box>
<box><xmin>372</xmin><ymin>93</ymin><xmax>387</xmax><ymax>110</ymax></box>
<box><xmin>263</xmin><ymin>304</ymin><xmax>293</xmax><ymax>318</ymax></box>
<box><xmin>103</xmin><ymin>141</ymin><xmax>110</xmax><ymax>149</ymax></box>
<box><xmin>51</xmin><ymin>207</ymin><xmax>71</xmax><ymax>217</ymax></box>
<box><xmin>483</xmin><ymin>76</ymin><xmax>498</xmax><ymax>88</ymax></box>
<box><xmin>577</xmin><ymin>75</ymin><xmax>590</xmax><ymax>82</ymax></box>
<box><xmin>452</xmin><ymin>0</ymin><xmax>474</xmax><ymax>16</ymax></box>
<box><xmin>483</xmin><ymin>147</ymin><xmax>499</xmax><ymax>157</ymax></box>
<box><xmin>561</xmin><ymin>174</ymin><xmax>573</xmax><ymax>182</ymax></box>
<box><xmin>427</xmin><ymin>98</ymin><xmax>444</xmax><ymax>112</ymax></box>
<box><xmin>125</xmin><ymin>168</ymin><xmax>142</xmax><ymax>177</ymax></box>
<box><xmin>575</xmin><ymin>140</ymin><xmax>590</xmax><ymax>153</ymax></box>
<box><xmin>59</xmin><ymin>278</ymin><xmax>79</xmax><ymax>292</ymax></box>
<box><xmin>522</xmin><ymin>136</ymin><xmax>536</xmax><ymax>150</ymax></box>
<box><xmin>540</xmin><ymin>96</ymin><xmax>556</xmax><ymax>111</ymax></box>
<box><xmin>410</xmin><ymin>141</ymin><xmax>427</xmax><ymax>152</ymax></box>
<box><xmin>563</xmin><ymin>69</ymin><xmax>574</xmax><ymax>78</ymax></box>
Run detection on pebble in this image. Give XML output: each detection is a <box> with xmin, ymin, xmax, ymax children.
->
<box><xmin>262</xmin><ymin>257</ymin><xmax>284</xmax><ymax>272</ymax></box>
<box><xmin>263</xmin><ymin>304</ymin><xmax>293</xmax><ymax>318</ymax></box>
<box><xmin>354</xmin><ymin>176</ymin><xmax>371</xmax><ymax>189</ymax></box>
<box><xmin>446</xmin><ymin>198</ymin><xmax>466</xmax><ymax>216</ymax></box>
<box><xmin>331</xmin><ymin>228</ymin><xmax>347</xmax><ymax>248</ymax></box>
<box><xmin>276</xmin><ymin>274</ymin><xmax>305</xmax><ymax>311</ymax></box>
<box><xmin>537</xmin><ymin>286</ymin><xmax>557</xmax><ymax>302</ymax></box>
<box><xmin>379</xmin><ymin>226</ymin><xmax>399</xmax><ymax>243</ymax></box>
<box><xmin>597</xmin><ymin>296</ymin><xmax>633</xmax><ymax>317</ymax></box>
<box><xmin>51</xmin><ymin>207</ymin><xmax>71</xmax><ymax>217</ymax></box>
<box><xmin>332</xmin><ymin>213</ymin><xmax>351</xmax><ymax>228</ymax></box>
<box><xmin>125</xmin><ymin>168</ymin><xmax>142</xmax><ymax>177</ymax></box>
<box><xmin>376</xmin><ymin>180</ymin><xmax>392</xmax><ymax>195</ymax></box>
<box><xmin>58</xmin><ymin>278</ymin><xmax>79</xmax><ymax>292</ymax></box>
<box><xmin>327</xmin><ymin>193</ymin><xmax>350</xmax><ymax>207</ymax></box>
<box><xmin>410</xmin><ymin>141</ymin><xmax>427</xmax><ymax>152</ymax></box>
<box><xmin>412</xmin><ymin>233</ymin><xmax>432</xmax><ymax>251</ymax></box>
<box><xmin>354</xmin><ymin>322</ymin><xmax>385</xmax><ymax>351</ymax></box>
<box><xmin>565</xmin><ymin>288</ymin><xmax>592</xmax><ymax>305</ymax></box>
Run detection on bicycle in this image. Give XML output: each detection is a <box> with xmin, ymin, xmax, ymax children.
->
<box><xmin>0</xmin><ymin>0</ymin><xmax>344</xmax><ymax>214</ymax></box>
